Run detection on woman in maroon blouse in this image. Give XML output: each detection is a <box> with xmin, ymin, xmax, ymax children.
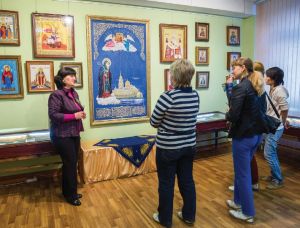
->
<box><xmin>48</xmin><ymin>67</ymin><xmax>86</xmax><ymax>206</ymax></box>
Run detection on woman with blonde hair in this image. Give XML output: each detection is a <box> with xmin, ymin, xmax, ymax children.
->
<box><xmin>225</xmin><ymin>57</ymin><xmax>266</xmax><ymax>223</ymax></box>
<box><xmin>228</xmin><ymin>61</ymin><xmax>266</xmax><ymax>192</ymax></box>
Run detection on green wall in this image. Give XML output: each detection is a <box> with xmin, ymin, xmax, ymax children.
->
<box><xmin>242</xmin><ymin>16</ymin><xmax>255</xmax><ymax>59</ymax></box>
<box><xmin>0</xmin><ymin>0</ymin><xmax>255</xmax><ymax>140</ymax></box>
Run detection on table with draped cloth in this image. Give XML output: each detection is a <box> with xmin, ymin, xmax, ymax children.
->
<box><xmin>80</xmin><ymin>135</ymin><xmax>156</xmax><ymax>183</ymax></box>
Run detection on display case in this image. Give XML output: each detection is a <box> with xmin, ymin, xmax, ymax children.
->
<box><xmin>285</xmin><ymin>116</ymin><xmax>300</xmax><ymax>138</ymax></box>
<box><xmin>196</xmin><ymin>111</ymin><xmax>227</xmax><ymax>147</ymax></box>
<box><xmin>0</xmin><ymin>129</ymin><xmax>55</xmax><ymax>159</ymax></box>
<box><xmin>196</xmin><ymin>111</ymin><xmax>226</xmax><ymax>132</ymax></box>
<box><xmin>0</xmin><ymin>129</ymin><xmax>60</xmax><ymax>178</ymax></box>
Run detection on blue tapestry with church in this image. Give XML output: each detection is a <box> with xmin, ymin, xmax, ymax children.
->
<box><xmin>94</xmin><ymin>135</ymin><xmax>155</xmax><ymax>167</ymax></box>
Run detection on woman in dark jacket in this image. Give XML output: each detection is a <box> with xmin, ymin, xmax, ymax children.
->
<box><xmin>48</xmin><ymin>67</ymin><xmax>86</xmax><ymax>206</ymax></box>
<box><xmin>225</xmin><ymin>58</ymin><xmax>265</xmax><ymax>223</ymax></box>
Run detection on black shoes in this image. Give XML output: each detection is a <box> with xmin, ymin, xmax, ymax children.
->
<box><xmin>66</xmin><ymin>197</ymin><xmax>81</xmax><ymax>206</ymax></box>
<box><xmin>64</xmin><ymin>194</ymin><xmax>82</xmax><ymax>206</ymax></box>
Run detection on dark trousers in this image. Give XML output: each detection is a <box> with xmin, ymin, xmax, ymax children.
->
<box><xmin>156</xmin><ymin>146</ymin><xmax>196</xmax><ymax>227</ymax></box>
<box><xmin>52</xmin><ymin>136</ymin><xmax>80</xmax><ymax>200</ymax></box>
<box><xmin>251</xmin><ymin>155</ymin><xmax>258</xmax><ymax>184</ymax></box>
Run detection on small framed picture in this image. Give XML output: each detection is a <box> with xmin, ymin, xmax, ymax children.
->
<box><xmin>227</xmin><ymin>52</ymin><xmax>241</xmax><ymax>71</ymax></box>
<box><xmin>164</xmin><ymin>69</ymin><xmax>174</xmax><ymax>91</ymax></box>
<box><xmin>159</xmin><ymin>23</ymin><xmax>187</xmax><ymax>63</ymax></box>
<box><xmin>25</xmin><ymin>61</ymin><xmax>54</xmax><ymax>93</ymax></box>
<box><xmin>31</xmin><ymin>13</ymin><xmax>75</xmax><ymax>58</ymax></box>
<box><xmin>61</xmin><ymin>62</ymin><xmax>83</xmax><ymax>88</ymax></box>
<box><xmin>0</xmin><ymin>55</ymin><xmax>23</xmax><ymax>99</ymax></box>
<box><xmin>196</xmin><ymin>71</ymin><xmax>209</xmax><ymax>89</ymax></box>
<box><xmin>195</xmin><ymin>22</ymin><xmax>209</xmax><ymax>41</ymax></box>
<box><xmin>195</xmin><ymin>47</ymin><xmax>209</xmax><ymax>65</ymax></box>
<box><xmin>0</xmin><ymin>10</ymin><xmax>20</xmax><ymax>46</ymax></box>
<box><xmin>227</xmin><ymin>26</ymin><xmax>240</xmax><ymax>46</ymax></box>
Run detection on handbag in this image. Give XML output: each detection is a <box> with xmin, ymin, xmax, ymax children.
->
<box><xmin>259</xmin><ymin>92</ymin><xmax>281</xmax><ymax>134</ymax></box>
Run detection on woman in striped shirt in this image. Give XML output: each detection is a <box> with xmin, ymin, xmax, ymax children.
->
<box><xmin>151</xmin><ymin>59</ymin><xmax>199</xmax><ymax>228</ymax></box>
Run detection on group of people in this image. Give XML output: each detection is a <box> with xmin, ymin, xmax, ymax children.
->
<box><xmin>47</xmin><ymin>57</ymin><xmax>288</xmax><ymax>227</ymax></box>
<box><xmin>149</xmin><ymin>57</ymin><xmax>289</xmax><ymax>227</ymax></box>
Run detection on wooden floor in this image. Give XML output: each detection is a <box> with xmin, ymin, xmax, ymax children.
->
<box><xmin>0</xmin><ymin>144</ymin><xmax>300</xmax><ymax>228</ymax></box>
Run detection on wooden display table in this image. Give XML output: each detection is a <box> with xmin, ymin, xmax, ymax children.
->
<box><xmin>80</xmin><ymin>141</ymin><xmax>156</xmax><ymax>184</ymax></box>
<box><xmin>196</xmin><ymin>111</ymin><xmax>228</xmax><ymax>147</ymax></box>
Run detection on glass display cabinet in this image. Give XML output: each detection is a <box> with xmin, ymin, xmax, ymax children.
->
<box><xmin>285</xmin><ymin>116</ymin><xmax>300</xmax><ymax>138</ymax></box>
<box><xmin>0</xmin><ymin>129</ymin><xmax>59</xmax><ymax>178</ymax></box>
<box><xmin>196</xmin><ymin>111</ymin><xmax>227</xmax><ymax>147</ymax></box>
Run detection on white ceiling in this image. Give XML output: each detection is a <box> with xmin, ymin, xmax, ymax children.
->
<box><xmin>68</xmin><ymin>0</ymin><xmax>258</xmax><ymax>18</ymax></box>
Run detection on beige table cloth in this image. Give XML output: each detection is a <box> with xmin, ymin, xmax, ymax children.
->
<box><xmin>80</xmin><ymin>141</ymin><xmax>156</xmax><ymax>183</ymax></box>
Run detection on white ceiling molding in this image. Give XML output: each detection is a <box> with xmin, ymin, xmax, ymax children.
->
<box><xmin>61</xmin><ymin>0</ymin><xmax>257</xmax><ymax>18</ymax></box>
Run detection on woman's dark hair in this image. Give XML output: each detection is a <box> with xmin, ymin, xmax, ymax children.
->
<box><xmin>54</xmin><ymin>67</ymin><xmax>76</xmax><ymax>89</ymax></box>
<box><xmin>266</xmin><ymin>67</ymin><xmax>284</xmax><ymax>86</ymax></box>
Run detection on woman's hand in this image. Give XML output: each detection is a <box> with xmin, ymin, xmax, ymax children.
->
<box><xmin>284</xmin><ymin>119</ymin><xmax>290</xmax><ymax>129</ymax></box>
<box><xmin>226</xmin><ymin>75</ymin><xmax>234</xmax><ymax>83</ymax></box>
<box><xmin>75</xmin><ymin>111</ymin><xmax>86</xmax><ymax>120</ymax></box>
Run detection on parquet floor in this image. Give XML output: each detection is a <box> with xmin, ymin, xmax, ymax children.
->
<box><xmin>0</xmin><ymin>144</ymin><xmax>299</xmax><ymax>228</ymax></box>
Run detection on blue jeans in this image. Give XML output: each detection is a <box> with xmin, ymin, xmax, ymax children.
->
<box><xmin>264</xmin><ymin>128</ymin><xmax>284</xmax><ymax>182</ymax></box>
<box><xmin>232</xmin><ymin>135</ymin><xmax>262</xmax><ymax>217</ymax></box>
<box><xmin>156</xmin><ymin>146</ymin><xmax>196</xmax><ymax>227</ymax></box>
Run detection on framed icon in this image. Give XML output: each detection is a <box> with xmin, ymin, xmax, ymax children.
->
<box><xmin>25</xmin><ymin>61</ymin><xmax>54</xmax><ymax>93</ymax></box>
<box><xmin>227</xmin><ymin>52</ymin><xmax>241</xmax><ymax>71</ymax></box>
<box><xmin>195</xmin><ymin>47</ymin><xmax>209</xmax><ymax>65</ymax></box>
<box><xmin>0</xmin><ymin>10</ymin><xmax>20</xmax><ymax>46</ymax></box>
<box><xmin>195</xmin><ymin>22</ymin><xmax>209</xmax><ymax>41</ymax></box>
<box><xmin>31</xmin><ymin>13</ymin><xmax>75</xmax><ymax>58</ymax></box>
<box><xmin>61</xmin><ymin>62</ymin><xmax>83</xmax><ymax>88</ymax></box>
<box><xmin>159</xmin><ymin>23</ymin><xmax>187</xmax><ymax>63</ymax></box>
<box><xmin>196</xmin><ymin>71</ymin><xmax>209</xmax><ymax>89</ymax></box>
<box><xmin>86</xmin><ymin>16</ymin><xmax>150</xmax><ymax>125</ymax></box>
<box><xmin>227</xmin><ymin>26</ymin><xmax>240</xmax><ymax>46</ymax></box>
<box><xmin>0</xmin><ymin>55</ymin><xmax>23</xmax><ymax>99</ymax></box>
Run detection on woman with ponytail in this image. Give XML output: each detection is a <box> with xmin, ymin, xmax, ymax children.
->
<box><xmin>225</xmin><ymin>57</ymin><xmax>266</xmax><ymax>223</ymax></box>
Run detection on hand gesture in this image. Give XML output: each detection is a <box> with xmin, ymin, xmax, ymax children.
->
<box><xmin>284</xmin><ymin>119</ymin><xmax>290</xmax><ymax>129</ymax></box>
<box><xmin>75</xmin><ymin>111</ymin><xmax>86</xmax><ymax>120</ymax></box>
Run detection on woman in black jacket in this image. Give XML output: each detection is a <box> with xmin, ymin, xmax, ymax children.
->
<box><xmin>225</xmin><ymin>57</ymin><xmax>265</xmax><ymax>223</ymax></box>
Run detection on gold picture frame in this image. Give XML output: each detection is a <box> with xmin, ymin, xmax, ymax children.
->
<box><xmin>196</xmin><ymin>71</ymin><xmax>209</xmax><ymax>89</ymax></box>
<box><xmin>25</xmin><ymin>61</ymin><xmax>54</xmax><ymax>93</ymax></box>
<box><xmin>0</xmin><ymin>10</ymin><xmax>20</xmax><ymax>46</ymax></box>
<box><xmin>195</xmin><ymin>22</ymin><xmax>209</xmax><ymax>41</ymax></box>
<box><xmin>31</xmin><ymin>13</ymin><xmax>75</xmax><ymax>58</ymax></box>
<box><xmin>0</xmin><ymin>55</ymin><xmax>23</xmax><ymax>99</ymax></box>
<box><xmin>227</xmin><ymin>26</ymin><xmax>240</xmax><ymax>46</ymax></box>
<box><xmin>159</xmin><ymin>23</ymin><xmax>187</xmax><ymax>63</ymax></box>
<box><xmin>86</xmin><ymin>16</ymin><xmax>151</xmax><ymax>126</ymax></box>
<box><xmin>195</xmin><ymin>47</ymin><xmax>209</xmax><ymax>65</ymax></box>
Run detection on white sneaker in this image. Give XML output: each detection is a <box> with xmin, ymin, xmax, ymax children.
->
<box><xmin>228</xmin><ymin>185</ymin><xmax>234</xmax><ymax>191</ymax></box>
<box><xmin>177</xmin><ymin>211</ymin><xmax>194</xmax><ymax>225</ymax></box>
<box><xmin>229</xmin><ymin>209</ymin><xmax>254</xmax><ymax>223</ymax></box>
<box><xmin>226</xmin><ymin>199</ymin><xmax>241</xmax><ymax>210</ymax></box>
<box><xmin>252</xmin><ymin>183</ymin><xmax>259</xmax><ymax>191</ymax></box>
<box><xmin>152</xmin><ymin>212</ymin><xmax>160</xmax><ymax>223</ymax></box>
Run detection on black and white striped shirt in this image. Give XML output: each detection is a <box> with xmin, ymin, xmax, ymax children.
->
<box><xmin>150</xmin><ymin>87</ymin><xmax>200</xmax><ymax>149</ymax></box>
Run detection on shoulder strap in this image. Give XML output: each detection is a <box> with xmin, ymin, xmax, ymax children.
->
<box><xmin>265</xmin><ymin>92</ymin><xmax>280</xmax><ymax>118</ymax></box>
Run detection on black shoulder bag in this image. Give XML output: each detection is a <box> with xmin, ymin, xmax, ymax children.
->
<box><xmin>260</xmin><ymin>92</ymin><xmax>281</xmax><ymax>134</ymax></box>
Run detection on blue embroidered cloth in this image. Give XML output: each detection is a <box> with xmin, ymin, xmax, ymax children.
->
<box><xmin>94</xmin><ymin>135</ymin><xmax>156</xmax><ymax>167</ymax></box>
